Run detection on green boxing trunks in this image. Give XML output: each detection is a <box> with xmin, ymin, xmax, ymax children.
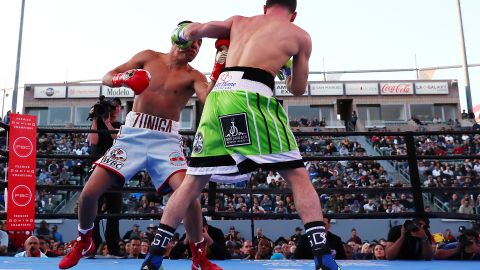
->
<box><xmin>187</xmin><ymin>66</ymin><xmax>304</xmax><ymax>176</ymax></box>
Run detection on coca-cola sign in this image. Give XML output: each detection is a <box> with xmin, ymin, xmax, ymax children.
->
<box><xmin>380</xmin><ymin>83</ymin><xmax>413</xmax><ymax>95</ymax></box>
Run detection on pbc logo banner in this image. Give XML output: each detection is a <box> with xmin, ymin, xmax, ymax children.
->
<box><xmin>219</xmin><ymin>113</ymin><xmax>251</xmax><ymax>147</ymax></box>
<box><xmin>100</xmin><ymin>148</ymin><xmax>127</xmax><ymax>170</ymax></box>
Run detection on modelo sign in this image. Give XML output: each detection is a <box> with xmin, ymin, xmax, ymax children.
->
<box><xmin>102</xmin><ymin>86</ymin><xmax>135</xmax><ymax>97</ymax></box>
<box><xmin>380</xmin><ymin>82</ymin><xmax>413</xmax><ymax>95</ymax></box>
<box><xmin>275</xmin><ymin>82</ymin><xmax>308</xmax><ymax>96</ymax></box>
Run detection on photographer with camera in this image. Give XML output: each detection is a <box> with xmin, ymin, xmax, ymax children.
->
<box><xmin>385</xmin><ymin>218</ymin><xmax>434</xmax><ymax>260</ymax></box>
<box><xmin>435</xmin><ymin>229</ymin><xmax>480</xmax><ymax>260</ymax></box>
<box><xmin>86</xmin><ymin>95</ymin><xmax>124</xmax><ymax>257</ymax></box>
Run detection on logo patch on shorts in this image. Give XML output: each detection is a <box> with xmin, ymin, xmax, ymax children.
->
<box><xmin>169</xmin><ymin>151</ymin><xmax>187</xmax><ymax>166</ymax></box>
<box><xmin>219</xmin><ymin>113</ymin><xmax>251</xmax><ymax>147</ymax></box>
<box><xmin>193</xmin><ymin>132</ymin><xmax>204</xmax><ymax>154</ymax></box>
<box><xmin>100</xmin><ymin>148</ymin><xmax>127</xmax><ymax>170</ymax></box>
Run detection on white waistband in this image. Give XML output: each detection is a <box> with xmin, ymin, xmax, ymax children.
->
<box><xmin>212</xmin><ymin>71</ymin><xmax>273</xmax><ymax>97</ymax></box>
<box><xmin>124</xmin><ymin>112</ymin><xmax>179</xmax><ymax>134</ymax></box>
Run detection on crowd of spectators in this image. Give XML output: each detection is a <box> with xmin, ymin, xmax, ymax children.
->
<box><xmin>1</xmin><ymin>217</ymin><xmax>479</xmax><ymax>261</ymax></box>
<box><xmin>369</xmin><ymin>128</ymin><xmax>480</xmax><ymax>214</ymax></box>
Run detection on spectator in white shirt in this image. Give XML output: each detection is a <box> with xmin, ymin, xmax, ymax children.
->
<box><xmin>363</xmin><ymin>199</ymin><xmax>377</xmax><ymax>213</ymax></box>
<box><xmin>14</xmin><ymin>236</ymin><xmax>48</xmax><ymax>258</ymax></box>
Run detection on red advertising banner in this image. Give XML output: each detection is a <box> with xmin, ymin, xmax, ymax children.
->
<box><xmin>6</xmin><ymin>114</ymin><xmax>37</xmax><ymax>231</ymax></box>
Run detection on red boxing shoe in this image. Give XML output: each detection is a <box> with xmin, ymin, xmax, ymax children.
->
<box><xmin>58</xmin><ymin>230</ymin><xmax>95</xmax><ymax>269</ymax></box>
<box><xmin>189</xmin><ymin>241</ymin><xmax>223</xmax><ymax>270</ymax></box>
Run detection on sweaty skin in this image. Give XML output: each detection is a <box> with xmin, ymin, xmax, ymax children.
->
<box><xmin>185</xmin><ymin>7</ymin><xmax>312</xmax><ymax>96</ymax></box>
<box><xmin>102</xmin><ymin>40</ymin><xmax>209</xmax><ymax>120</ymax></box>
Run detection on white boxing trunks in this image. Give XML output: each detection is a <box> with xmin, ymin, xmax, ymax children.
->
<box><xmin>94</xmin><ymin>112</ymin><xmax>187</xmax><ymax>194</ymax></box>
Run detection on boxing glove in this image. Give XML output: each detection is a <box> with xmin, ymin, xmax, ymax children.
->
<box><xmin>171</xmin><ymin>22</ymin><xmax>193</xmax><ymax>49</ymax></box>
<box><xmin>277</xmin><ymin>58</ymin><xmax>292</xmax><ymax>81</ymax></box>
<box><xmin>210</xmin><ymin>39</ymin><xmax>230</xmax><ymax>81</ymax></box>
<box><xmin>111</xmin><ymin>69</ymin><xmax>151</xmax><ymax>95</ymax></box>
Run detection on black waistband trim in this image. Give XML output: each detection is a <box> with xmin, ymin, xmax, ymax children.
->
<box><xmin>222</xmin><ymin>66</ymin><xmax>275</xmax><ymax>91</ymax></box>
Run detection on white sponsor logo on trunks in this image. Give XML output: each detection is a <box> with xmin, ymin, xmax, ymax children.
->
<box><xmin>169</xmin><ymin>151</ymin><xmax>187</xmax><ymax>166</ymax></box>
<box><xmin>219</xmin><ymin>113</ymin><xmax>251</xmax><ymax>147</ymax></box>
<box><xmin>100</xmin><ymin>148</ymin><xmax>127</xmax><ymax>170</ymax></box>
<box><xmin>132</xmin><ymin>112</ymin><xmax>173</xmax><ymax>133</ymax></box>
<box><xmin>192</xmin><ymin>132</ymin><xmax>204</xmax><ymax>154</ymax></box>
<box><xmin>214</xmin><ymin>72</ymin><xmax>237</xmax><ymax>90</ymax></box>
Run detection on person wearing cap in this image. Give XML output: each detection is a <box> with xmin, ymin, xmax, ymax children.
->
<box><xmin>270</xmin><ymin>245</ymin><xmax>285</xmax><ymax>260</ymax></box>
<box><xmin>435</xmin><ymin>229</ymin><xmax>480</xmax><ymax>260</ymax></box>
<box><xmin>35</xmin><ymin>220</ymin><xmax>51</xmax><ymax>239</ymax></box>
<box><xmin>123</xmin><ymin>224</ymin><xmax>141</xmax><ymax>240</ymax></box>
<box><xmin>224</xmin><ymin>226</ymin><xmax>242</xmax><ymax>246</ymax></box>
<box><xmin>145</xmin><ymin>224</ymin><xmax>157</xmax><ymax>243</ymax></box>
<box><xmin>290</xmin><ymin>227</ymin><xmax>302</xmax><ymax>245</ymax></box>
<box><xmin>169</xmin><ymin>217</ymin><xmax>228</xmax><ymax>260</ymax></box>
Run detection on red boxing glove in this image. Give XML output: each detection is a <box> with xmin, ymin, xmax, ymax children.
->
<box><xmin>112</xmin><ymin>69</ymin><xmax>151</xmax><ymax>95</ymax></box>
<box><xmin>210</xmin><ymin>39</ymin><xmax>230</xmax><ymax>81</ymax></box>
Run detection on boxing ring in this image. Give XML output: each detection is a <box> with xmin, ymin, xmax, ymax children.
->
<box><xmin>1</xmin><ymin>121</ymin><xmax>480</xmax><ymax>270</ymax></box>
<box><xmin>2</xmin><ymin>257</ymin><xmax>479</xmax><ymax>270</ymax></box>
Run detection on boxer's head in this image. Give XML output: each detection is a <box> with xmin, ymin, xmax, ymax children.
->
<box><xmin>264</xmin><ymin>0</ymin><xmax>297</xmax><ymax>22</ymax></box>
<box><xmin>172</xmin><ymin>20</ymin><xmax>202</xmax><ymax>62</ymax></box>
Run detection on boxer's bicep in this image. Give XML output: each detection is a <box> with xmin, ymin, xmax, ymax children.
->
<box><xmin>193</xmin><ymin>73</ymin><xmax>210</xmax><ymax>104</ymax></box>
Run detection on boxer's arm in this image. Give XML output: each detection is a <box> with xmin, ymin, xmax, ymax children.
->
<box><xmin>193</xmin><ymin>72</ymin><xmax>210</xmax><ymax>104</ymax></box>
<box><xmin>289</xmin><ymin>33</ymin><xmax>312</xmax><ymax>96</ymax></box>
<box><xmin>183</xmin><ymin>16</ymin><xmax>236</xmax><ymax>40</ymax></box>
<box><xmin>102</xmin><ymin>50</ymin><xmax>154</xmax><ymax>86</ymax></box>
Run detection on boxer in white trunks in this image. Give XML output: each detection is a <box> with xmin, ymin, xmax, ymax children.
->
<box><xmin>59</xmin><ymin>21</ymin><xmax>225</xmax><ymax>270</ymax></box>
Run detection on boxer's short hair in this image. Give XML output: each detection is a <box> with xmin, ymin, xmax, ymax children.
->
<box><xmin>266</xmin><ymin>0</ymin><xmax>296</xmax><ymax>13</ymax></box>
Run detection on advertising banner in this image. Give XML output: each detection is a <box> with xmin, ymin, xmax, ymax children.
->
<box><xmin>102</xmin><ymin>86</ymin><xmax>135</xmax><ymax>97</ymax></box>
<box><xmin>275</xmin><ymin>82</ymin><xmax>308</xmax><ymax>96</ymax></box>
<box><xmin>309</xmin><ymin>82</ymin><xmax>343</xmax><ymax>96</ymax></box>
<box><xmin>7</xmin><ymin>114</ymin><xmax>37</xmax><ymax>230</ymax></box>
<box><xmin>415</xmin><ymin>82</ymin><xmax>449</xmax><ymax>95</ymax></box>
<box><xmin>380</xmin><ymin>82</ymin><xmax>414</xmax><ymax>95</ymax></box>
<box><xmin>345</xmin><ymin>83</ymin><xmax>379</xmax><ymax>95</ymax></box>
<box><xmin>68</xmin><ymin>85</ymin><xmax>101</xmax><ymax>98</ymax></box>
<box><xmin>34</xmin><ymin>86</ymin><xmax>66</xmax><ymax>98</ymax></box>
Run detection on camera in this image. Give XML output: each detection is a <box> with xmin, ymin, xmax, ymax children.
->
<box><xmin>403</xmin><ymin>220</ymin><xmax>420</xmax><ymax>233</ymax></box>
<box><xmin>87</xmin><ymin>95</ymin><xmax>116</xmax><ymax>121</ymax></box>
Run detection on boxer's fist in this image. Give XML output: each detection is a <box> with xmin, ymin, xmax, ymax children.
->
<box><xmin>171</xmin><ymin>22</ymin><xmax>192</xmax><ymax>49</ymax></box>
<box><xmin>277</xmin><ymin>58</ymin><xmax>292</xmax><ymax>81</ymax></box>
<box><xmin>210</xmin><ymin>39</ymin><xmax>230</xmax><ymax>81</ymax></box>
<box><xmin>112</xmin><ymin>69</ymin><xmax>151</xmax><ymax>95</ymax></box>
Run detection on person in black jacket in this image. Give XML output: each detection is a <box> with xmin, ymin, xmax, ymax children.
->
<box><xmin>385</xmin><ymin>217</ymin><xmax>433</xmax><ymax>260</ymax></box>
<box><xmin>169</xmin><ymin>217</ymin><xmax>228</xmax><ymax>260</ymax></box>
<box><xmin>87</xmin><ymin>96</ymin><xmax>123</xmax><ymax>257</ymax></box>
<box><xmin>293</xmin><ymin>216</ymin><xmax>346</xmax><ymax>260</ymax></box>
